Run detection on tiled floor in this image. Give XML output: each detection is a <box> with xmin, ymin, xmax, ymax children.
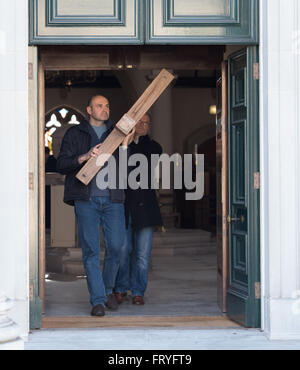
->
<box><xmin>45</xmin><ymin>250</ymin><xmax>221</xmax><ymax>317</ymax></box>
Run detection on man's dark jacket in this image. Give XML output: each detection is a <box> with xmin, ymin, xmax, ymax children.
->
<box><xmin>125</xmin><ymin>135</ymin><xmax>163</xmax><ymax>230</ymax></box>
<box><xmin>56</xmin><ymin>119</ymin><xmax>125</xmax><ymax>206</ymax></box>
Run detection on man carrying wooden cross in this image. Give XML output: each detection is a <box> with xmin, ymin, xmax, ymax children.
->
<box><xmin>57</xmin><ymin>70</ymin><xmax>174</xmax><ymax>317</ymax></box>
<box><xmin>57</xmin><ymin>95</ymin><xmax>134</xmax><ymax>317</ymax></box>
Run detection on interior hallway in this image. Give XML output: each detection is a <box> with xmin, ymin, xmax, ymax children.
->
<box><xmin>45</xmin><ymin>229</ymin><xmax>222</xmax><ymax>318</ymax></box>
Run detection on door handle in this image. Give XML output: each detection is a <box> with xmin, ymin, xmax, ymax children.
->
<box><xmin>227</xmin><ymin>215</ymin><xmax>245</xmax><ymax>224</ymax></box>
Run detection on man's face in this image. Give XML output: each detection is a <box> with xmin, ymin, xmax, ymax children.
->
<box><xmin>87</xmin><ymin>96</ymin><xmax>110</xmax><ymax>123</ymax></box>
<box><xmin>135</xmin><ymin>114</ymin><xmax>150</xmax><ymax>137</ymax></box>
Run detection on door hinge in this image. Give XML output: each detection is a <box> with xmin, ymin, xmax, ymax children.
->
<box><xmin>253</xmin><ymin>63</ymin><xmax>260</xmax><ymax>80</ymax></box>
<box><xmin>29</xmin><ymin>285</ymin><xmax>34</xmax><ymax>301</ymax></box>
<box><xmin>29</xmin><ymin>172</ymin><xmax>34</xmax><ymax>190</ymax></box>
<box><xmin>255</xmin><ymin>282</ymin><xmax>261</xmax><ymax>299</ymax></box>
<box><xmin>28</xmin><ymin>63</ymin><xmax>33</xmax><ymax>80</ymax></box>
<box><xmin>254</xmin><ymin>172</ymin><xmax>260</xmax><ymax>190</ymax></box>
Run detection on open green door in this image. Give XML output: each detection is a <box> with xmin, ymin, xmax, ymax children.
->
<box><xmin>226</xmin><ymin>47</ymin><xmax>261</xmax><ymax>328</ymax></box>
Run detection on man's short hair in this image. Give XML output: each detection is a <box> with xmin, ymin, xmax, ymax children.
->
<box><xmin>87</xmin><ymin>95</ymin><xmax>108</xmax><ymax>107</ymax></box>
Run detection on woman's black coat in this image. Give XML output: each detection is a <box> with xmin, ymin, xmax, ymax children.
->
<box><xmin>125</xmin><ymin>135</ymin><xmax>163</xmax><ymax>230</ymax></box>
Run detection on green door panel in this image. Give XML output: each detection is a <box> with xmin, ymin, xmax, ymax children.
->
<box><xmin>146</xmin><ymin>0</ymin><xmax>258</xmax><ymax>44</ymax></box>
<box><xmin>30</xmin><ymin>0</ymin><xmax>258</xmax><ymax>45</ymax></box>
<box><xmin>227</xmin><ymin>47</ymin><xmax>260</xmax><ymax>328</ymax></box>
<box><xmin>29</xmin><ymin>0</ymin><xmax>144</xmax><ymax>44</ymax></box>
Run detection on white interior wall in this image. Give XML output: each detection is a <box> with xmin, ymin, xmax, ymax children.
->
<box><xmin>172</xmin><ymin>88</ymin><xmax>216</xmax><ymax>155</ymax></box>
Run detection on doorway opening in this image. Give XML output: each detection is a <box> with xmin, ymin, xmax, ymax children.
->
<box><xmin>36</xmin><ymin>45</ymin><xmax>260</xmax><ymax>328</ymax></box>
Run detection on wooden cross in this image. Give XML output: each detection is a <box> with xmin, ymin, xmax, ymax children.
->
<box><xmin>76</xmin><ymin>69</ymin><xmax>175</xmax><ymax>185</ymax></box>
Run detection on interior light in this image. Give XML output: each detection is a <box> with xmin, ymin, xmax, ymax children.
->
<box><xmin>209</xmin><ymin>105</ymin><xmax>217</xmax><ymax>115</ymax></box>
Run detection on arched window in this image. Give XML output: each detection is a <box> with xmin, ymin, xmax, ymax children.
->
<box><xmin>45</xmin><ymin>106</ymin><xmax>85</xmax><ymax>158</ymax></box>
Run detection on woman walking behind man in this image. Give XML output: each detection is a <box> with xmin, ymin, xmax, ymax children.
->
<box><xmin>114</xmin><ymin>113</ymin><xmax>163</xmax><ymax>305</ymax></box>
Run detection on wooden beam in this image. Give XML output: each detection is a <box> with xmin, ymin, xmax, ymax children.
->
<box><xmin>39</xmin><ymin>45</ymin><xmax>224</xmax><ymax>71</ymax></box>
<box><xmin>138</xmin><ymin>46</ymin><xmax>224</xmax><ymax>70</ymax></box>
<box><xmin>39</xmin><ymin>46</ymin><xmax>114</xmax><ymax>71</ymax></box>
<box><xmin>76</xmin><ymin>68</ymin><xmax>175</xmax><ymax>185</ymax></box>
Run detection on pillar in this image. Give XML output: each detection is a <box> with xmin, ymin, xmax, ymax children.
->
<box><xmin>260</xmin><ymin>0</ymin><xmax>300</xmax><ymax>339</ymax></box>
<box><xmin>0</xmin><ymin>295</ymin><xmax>23</xmax><ymax>350</ymax></box>
<box><xmin>0</xmin><ymin>0</ymin><xmax>29</xmax><ymax>347</ymax></box>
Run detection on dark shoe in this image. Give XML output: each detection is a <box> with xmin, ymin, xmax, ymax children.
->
<box><xmin>105</xmin><ymin>294</ymin><xmax>119</xmax><ymax>310</ymax></box>
<box><xmin>114</xmin><ymin>292</ymin><xmax>127</xmax><ymax>304</ymax></box>
<box><xmin>132</xmin><ymin>296</ymin><xmax>145</xmax><ymax>305</ymax></box>
<box><xmin>91</xmin><ymin>304</ymin><xmax>105</xmax><ymax>316</ymax></box>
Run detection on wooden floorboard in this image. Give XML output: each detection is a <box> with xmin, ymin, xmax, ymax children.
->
<box><xmin>42</xmin><ymin>316</ymin><xmax>240</xmax><ymax>329</ymax></box>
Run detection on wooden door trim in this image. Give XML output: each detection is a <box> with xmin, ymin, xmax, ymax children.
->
<box><xmin>29</xmin><ymin>46</ymin><xmax>43</xmax><ymax>329</ymax></box>
<box><xmin>221</xmin><ymin>61</ymin><xmax>229</xmax><ymax>312</ymax></box>
<box><xmin>38</xmin><ymin>60</ymin><xmax>46</xmax><ymax>313</ymax></box>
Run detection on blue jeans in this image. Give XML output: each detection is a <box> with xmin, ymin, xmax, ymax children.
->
<box><xmin>74</xmin><ymin>196</ymin><xmax>125</xmax><ymax>306</ymax></box>
<box><xmin>115</xmin><ymin>224</ymin><xmax>154</xmax><ymax>297</ymax></box>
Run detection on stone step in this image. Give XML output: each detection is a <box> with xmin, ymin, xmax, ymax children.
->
<box><xmin>46</xmin><ymin>248</ymin><xmax>69</xmax><ymax>274</ymax></box>
<box><xmin>65</xmin><ymin>241</ymin><xmax>215</xmax><ymax>261</ymax></box>
<box><xmin>152</xmin><ymin>245</ymin><xmax>216</xmax><ymax>257</ymax></box>
<box><xmin>63</xmin><ymin>244</ymin><xmax>216</xmax><ymax>270</ymax></box>
<box><xmin>64</xmin><ymin>230</ymin><xmax>214</xmax><ymax>258</ymax></box>
<box><xmin>154</xmin><ymin>241</ymin><xmax>215</xmax><ymax>249</ymax></box>
<box><xmin>63</xmin><ymin>249</ymin><xmax>105</xmax><ymax>260</ymax></box>
<box><xmin>155</xmin><ymin>229</ymin><xmax>213</xmax><ymax>237</ymax></box>
<box><xmin>153</xmin><ymin>236</ymin><xmax>214</xmax><ymax>245</ymax></box>
<box><xmin>63</xmin><ymin>243</ymin><xmax>216</xmax><ymax>275</ymax></box>
<box><xmin>64</xmin><ymin>248</ymin><xmax>84</xmax><ymax>260</ymax></box>
<box><xmin>160</xmin><ymin>228</ymin><xmax>212</xmax><ymax>234</ymax></box>
<box><xmin>154</xmin><ymin>235</ymin><xmax>214</xmax><ymax>245</ymax></box>
<box><xmin>62</xmin><ymin>245</ymin><xmax>216</xmax><ymax>276</ymax></box>
<box><xmin>57</xmin><ymin>229</ymin><xmax>217</xmax><ymax>275</ymax></box>
<box><xmin>62</xmin><ymin>260</ymin><xmax>86</xmax><ymax>276</ymax></box>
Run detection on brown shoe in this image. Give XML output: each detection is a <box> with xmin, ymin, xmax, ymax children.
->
<box><xmin>132</xmin><ymin>296</ymin><xmax>145</xmax><ymax>305</ymax></box>
<box><xmin>105</xmin><ymin>293</ymin><xmax>119</xmax><ymax>310</ymax></box>
<box><xmin>114</xmin><ymin>292</ymin><xmax>127</xmax><ymax>304</ymax></box>
<box><xmin>91</xmin><ymin>304</ymin><xmax>105</xmax><ymax>316</ymax></box>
